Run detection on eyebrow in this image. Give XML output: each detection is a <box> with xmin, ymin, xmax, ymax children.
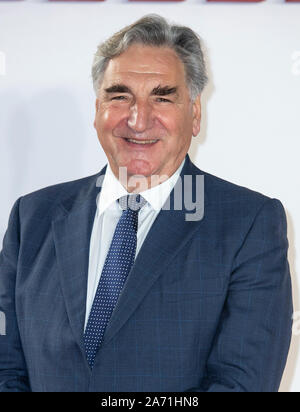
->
<box><xmin>104</xmin><ymin>84</ymin><xmax>131</xmax><ymax>94</ymax></box>
<box><xmin>151</xmin><ymin>85</ymin><xmax>178</xmax><ymax>97</ymax></box>
<box><xmin>104</xmin><ymin>84</ymin><xmax>178</xmax><ymax>97</ymax></box>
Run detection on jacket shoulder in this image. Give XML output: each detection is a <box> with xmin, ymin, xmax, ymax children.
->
<box><xmin>205</xmin><ymin>170</ymin><xmax>270</xmax><ymax>201</ymax></box>
<box><xmin>189</xmin><ymin>160</ymin><xmax>272</xmax><ymax>204</ymax></box>
<box><xmin>189</xmin><ymin>161</ymin><xmax>285</xmax><ymax>219</ymax></box>
<box><xmin>19</xmin><ymin>171</ymin><xmax>101</xmax><ymax>221</ymax></box>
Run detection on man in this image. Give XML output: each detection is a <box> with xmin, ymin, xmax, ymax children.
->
<box><xmin>0</xmin><ymin>15</ymin><xmax>293</xmax><ymax>392</ymax></box>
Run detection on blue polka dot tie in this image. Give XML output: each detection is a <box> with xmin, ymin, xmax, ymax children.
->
<box><xmin>84</xmin><ymin>193</ymin><xmax>147</xmax><ymax>369</ymax></box>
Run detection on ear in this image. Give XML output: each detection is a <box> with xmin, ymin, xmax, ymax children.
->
<box><xmin>192</xmin><ymin>95</ymin><xmax>201</xmax><ymax>137</ymax></box>
<box><xmin>93</xmin><ymin>98</ymin><xmax>99</xmax><ymax>129</ymax></box>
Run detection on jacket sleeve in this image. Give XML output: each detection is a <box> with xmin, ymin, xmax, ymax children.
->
<box><xmin>0</xmin><ymin>197</ymin><xmax>31</xmax><ymax>392</ymax></box>
<box><xmin>187</xmin><ymin>198</ymin><xmax>293</xmax><ymax>392</ymax></box>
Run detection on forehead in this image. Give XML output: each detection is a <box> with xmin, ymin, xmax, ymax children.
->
<box><xmin>101</xmin><ymin>44</ymin><xmax>187</xmax><ymax>86</ymax></box>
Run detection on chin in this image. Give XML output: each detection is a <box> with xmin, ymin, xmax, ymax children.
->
<box><xmin>124</xmin><ymin>159</ymin><xmax>155</xmax><ymax>178</ymax></box>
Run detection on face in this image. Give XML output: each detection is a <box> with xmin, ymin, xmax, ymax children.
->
<box><xmin>94</xmin><ymin>44</ymin><xmax>201</xmax><ymax>191</ymax></box>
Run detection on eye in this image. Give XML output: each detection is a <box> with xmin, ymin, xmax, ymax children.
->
<box><xmin>111</xmin><ymin>95</ymin><xmax>128</xmax><ymax>101</ymax></box>
<box><xmin>156</xmin><ymin>97</ymin><xmax>172</xmax><ymax>103</ymax></box>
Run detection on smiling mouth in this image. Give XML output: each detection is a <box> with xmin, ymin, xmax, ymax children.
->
<box><xmin>123</xmin><ymin>138</ymin><xmax>159</xmax><ymax>145</ymax></box>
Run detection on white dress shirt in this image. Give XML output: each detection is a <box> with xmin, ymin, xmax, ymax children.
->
<box><xmin>84</xmin><ymin>158</ymin><xmax>185</xmax><ymax>330</ymax></box>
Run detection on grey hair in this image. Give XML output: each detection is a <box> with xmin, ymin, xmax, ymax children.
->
<box><xmin>91</xmin><ymin>14</ymin><xmax>208</xmax><ymax>101</ymax></box>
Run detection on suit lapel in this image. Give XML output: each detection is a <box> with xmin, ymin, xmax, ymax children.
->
<box><xmin>52</xmin><ymin>166</ymin><xmax>106</xmax><ymax>359</ymax></box>
<box><xmin>101</xmin><ymin>154</ymin><xmax>208</xmax><ymax>349</ymax></box>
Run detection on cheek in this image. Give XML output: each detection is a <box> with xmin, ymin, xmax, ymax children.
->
<box><xmin>94</xmin><ymin>110</ymin><xmax>116</xmax><ymax>154</ymax></box>
<box><xmin>157</xmin><ymin>110</ymin><xmax>188</xmax><ymax>140</ymax></box>
<box><xmin>96</xmin><ymin>105</ymin><xmax>125</xmax><ymax>133</ymax></box>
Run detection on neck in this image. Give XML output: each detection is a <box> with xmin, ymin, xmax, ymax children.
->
<box><xmin>118</xmin><ymin>172</ymin><xmax>170</xmax><ymax>194</ymax></box>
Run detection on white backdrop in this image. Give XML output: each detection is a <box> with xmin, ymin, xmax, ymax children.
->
<box><xmin>0</xmin><ymin>0</ymin><xmax>299</xmax><ymax>392</ymax></box>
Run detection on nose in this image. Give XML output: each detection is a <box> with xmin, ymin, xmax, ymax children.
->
<box><xmin>127</xmin><ymin>101</ymin><xmax>153</xmax><ymax>133</ymax></box>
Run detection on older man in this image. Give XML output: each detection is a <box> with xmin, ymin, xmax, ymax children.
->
<box><xmin>0</xmin><ymin>15</ymin><xmax>292</xmax><ymax>392</ymax></box>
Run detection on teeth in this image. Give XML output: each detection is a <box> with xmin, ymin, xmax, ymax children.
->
<box><xmin>127</xmin><ymin>138</ymin><xmax>158</xmax><ymax>145</ymax></box>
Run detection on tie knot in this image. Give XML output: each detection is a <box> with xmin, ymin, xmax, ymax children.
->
<box><xmin>118</xmin><ymin>194</ymin><xmax>147</xmax><ymax>212</ymax></box>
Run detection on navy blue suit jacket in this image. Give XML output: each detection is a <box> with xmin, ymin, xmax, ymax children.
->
<box><xmin>0</xmin><ymin>154</ymin><xmax>293</xmax><ymax>392</ymax></box>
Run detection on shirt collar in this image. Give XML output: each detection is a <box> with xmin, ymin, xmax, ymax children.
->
<box><xmin>97</xmin><ymin>158</ymin><xmax>185</xmax><ymax>216</ymax></box>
